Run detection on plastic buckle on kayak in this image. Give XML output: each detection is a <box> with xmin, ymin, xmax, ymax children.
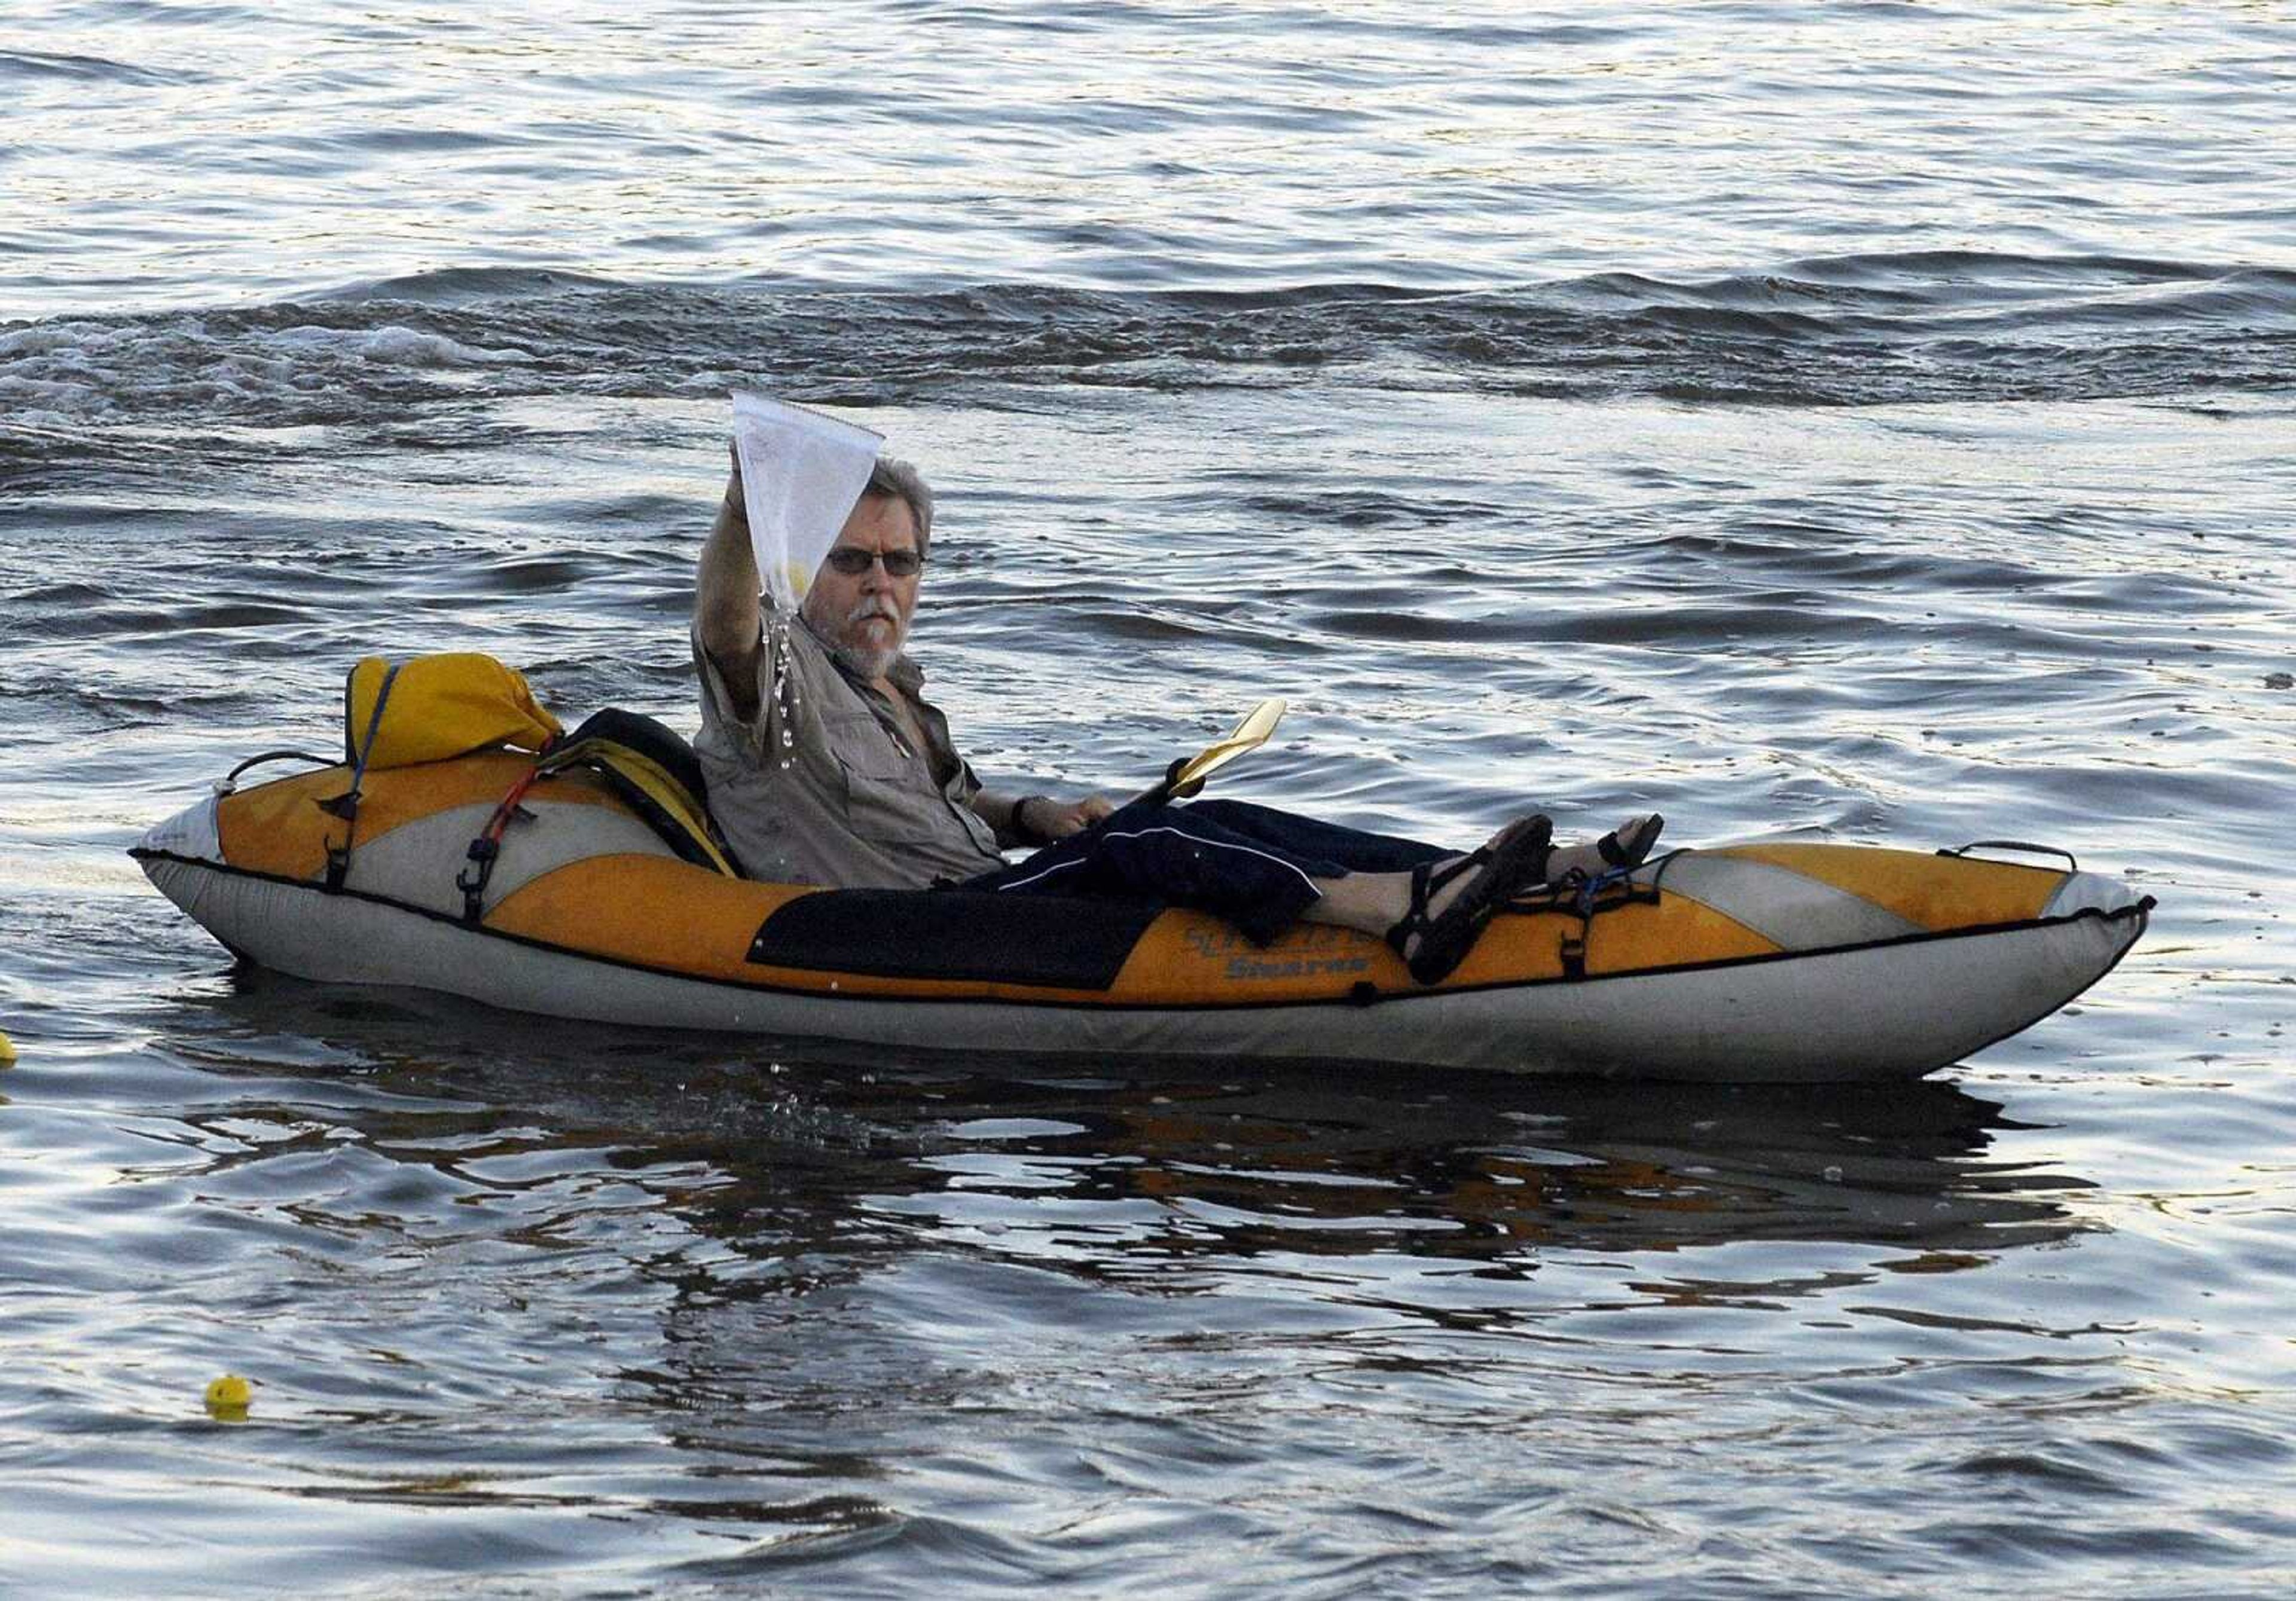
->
<box><xmin>1559</xmin><ymin>933</ymin><xmax>1587</xmax><ymax>980</ymax></box>
<box><xmin>456</xmin><ymin>838</ymin><xmax>500</xmax><ymax>924</ymax></box>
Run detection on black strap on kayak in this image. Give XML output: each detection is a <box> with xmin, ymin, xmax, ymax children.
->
<box><xmin>317</xmin><ymin>662</ymin><xmax>401</xmax><ymax>893</ymax></box>
<box><xmin>1505</xmin><ymin>855</ymin><xmax>1668</xmax><ymax>981</ymax></box>
<box><xmin>1938</xmin><ymin>840</ymin><xmax>2080</xmax><ymax>872</ymax></box>
<box><xmin>218</xmin><ymin>749</ymin><xmax>334</xmax><ymax>795</ymax></box>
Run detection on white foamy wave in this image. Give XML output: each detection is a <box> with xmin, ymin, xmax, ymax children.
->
<box><xmin>0</xmin><ymin>314</ymin><xmax>537</xmax><ymax>421</ymax></box>
<box><xmin>269</xmin><ymin>323</ymin><xmax>538</xmax><ymax>368</ymax></box>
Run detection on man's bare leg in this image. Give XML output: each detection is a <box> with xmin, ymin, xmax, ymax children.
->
<box><xmin>1300</xmin><ymin>814</ymin><xmax>1663</xmax><ymax>942</ymax></box>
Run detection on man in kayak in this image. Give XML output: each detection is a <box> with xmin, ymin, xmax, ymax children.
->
<box><xmin>694</xmin><ymin>454</ymin><xmax>1662</xmax><ymax>983</ymax></box>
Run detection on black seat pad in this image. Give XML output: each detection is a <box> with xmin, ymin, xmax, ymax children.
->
<box><xmin>747</xmin><ymin>888</ymin><xmax>1165</xmax><ymax>990</ymax></box>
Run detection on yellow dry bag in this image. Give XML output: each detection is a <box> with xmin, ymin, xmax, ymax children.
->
<box><xmin>344</xmin><ymin>653</ymin><xmax>563</xmax><ymax>771</ymax></box>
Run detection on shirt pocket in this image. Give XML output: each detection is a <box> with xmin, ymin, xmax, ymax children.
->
<box><xmin>827</xmin><ymin>712</ymin><xmax>923</xmax><ymax>844</ymax></box>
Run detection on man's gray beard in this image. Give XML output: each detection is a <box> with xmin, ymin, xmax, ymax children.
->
<box><xmin>828</xmin><ymin>637</ymin><xmax>900</xmax><ymax>680</ymax></box>
<box><xmin>817</xmin><ymin>599</ymin><xmax>905</xmax><ymax>680</ymax></box>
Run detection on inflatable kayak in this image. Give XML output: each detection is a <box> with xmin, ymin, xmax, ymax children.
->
<box><xmin>132</xmin><ymin>746</ymin><xmax>2150</xmax><ymax>1083</ymax></box>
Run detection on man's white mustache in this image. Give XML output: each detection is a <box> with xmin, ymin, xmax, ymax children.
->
<box><xmin>844</xmin><ymin>598</ymin><xmax>900</xmax><ymax>626</ymax></box>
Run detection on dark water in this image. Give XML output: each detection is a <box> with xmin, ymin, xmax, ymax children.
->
<box><xmin>4</xmin><ymin>3</ymin><xmax>2294</xmax><ymax>1595</ymax></box>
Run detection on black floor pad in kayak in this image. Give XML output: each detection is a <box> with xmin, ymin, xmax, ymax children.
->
<box><xmin>746</xmin><ymin>889</ymin><xmax>1167</xmax><ymax>989</ymax></box>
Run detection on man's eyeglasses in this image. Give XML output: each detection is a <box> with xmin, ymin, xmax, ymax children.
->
<box><xmin>822</xmin><ymin>546</ymin><xmax>924</xmax><ymax>578</ymax></box>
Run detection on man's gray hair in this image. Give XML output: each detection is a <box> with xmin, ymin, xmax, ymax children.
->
<box><xmin>866</xmin><ymin>456</ymin><xmax>935</xmax><ymax>558</ymax></box>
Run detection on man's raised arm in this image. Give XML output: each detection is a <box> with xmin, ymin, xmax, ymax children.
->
<box><xmin>695</xmin><ymin>460</ymin><xmax>765</xmax><ymax>724</ymax></box>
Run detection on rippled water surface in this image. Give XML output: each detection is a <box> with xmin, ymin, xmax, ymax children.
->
<box><xmin>4</xmin><ymin>2</ymin><xmax>2294</xmax><ymax>1596</ymax></box>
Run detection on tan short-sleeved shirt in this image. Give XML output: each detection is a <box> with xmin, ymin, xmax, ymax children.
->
<box><xmin>691</xmin><ymin>611</ymin><xmax>1004</xmax><ymax>888</ymax></box>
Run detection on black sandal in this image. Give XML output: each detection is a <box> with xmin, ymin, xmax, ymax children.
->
<box><xmin>1595</xmin><ymin>813</ymin><xmax>1665</xmax><ymax>871</ymax></box>
<box><xmin>1385</xmin><ymin>814</ymin><xmax>1555</xmax><ymax>985</ymax></box>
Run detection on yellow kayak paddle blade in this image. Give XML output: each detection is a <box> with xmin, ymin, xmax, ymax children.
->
<box><xmin>1148</xmin><ymin>698</ymin><xmax>1286</xmax><ymax>803</ymax></box>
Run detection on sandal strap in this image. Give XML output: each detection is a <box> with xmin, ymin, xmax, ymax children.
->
<box><xmin>1384</xmin><ymin>861</ymin><xmax>1437</xmax><ymax>955</ymax></box>
<box><xmin>1388</xmin><ymin>816</ymin><xmax>1552</xmax><ymax>984</ymax></box>
<box><xmin>1385</xmin><ymin>850</ymin><xmax>1490</xmax><ymax>957</ymax></box>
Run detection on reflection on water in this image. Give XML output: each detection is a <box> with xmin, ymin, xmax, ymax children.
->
<box><xmin>16</xmin><ymin>970</ymin><xmax>2115</xmax><ymax>1593</ymax></box>
<box><xmin>187</xmin><ymin>970</ymin><xmax>2088</xmax><ymax>1280</ymax></box>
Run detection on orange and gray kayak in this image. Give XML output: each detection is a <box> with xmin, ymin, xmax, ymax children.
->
<box><xmin>133</xmin><ymin>751</ymin><xmax>2150</xmax><ymax>1083</ymax></box>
